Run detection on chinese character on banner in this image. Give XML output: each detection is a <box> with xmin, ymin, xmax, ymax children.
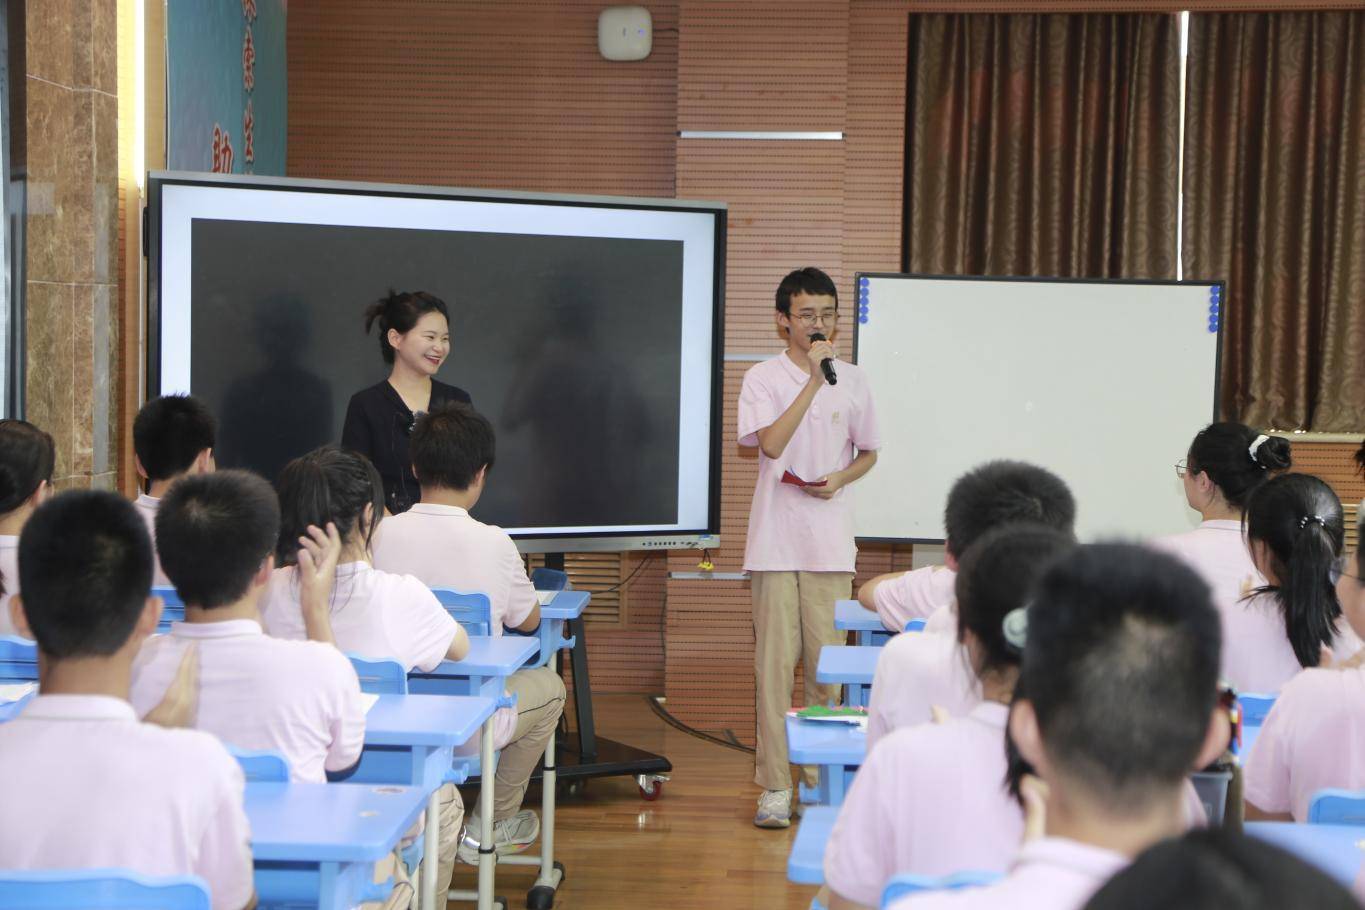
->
<box><xmin>212</xmin><ymin>124</ymin><xmax>234</xmax><ymax>173</ymax></box>
<box><xmin>243</xmin><ymin>100</ymin><xmax>255</xmax><ymax>165</ymax></box>
<box><xmin>242</xmin><ymin>0</ymin><xmax>256</xmax><ymax>22</ymax></box>
<box><xmin>242</xmin><ymin>26</ymin><xmax>255</xmax><ymax>91</ymax></box>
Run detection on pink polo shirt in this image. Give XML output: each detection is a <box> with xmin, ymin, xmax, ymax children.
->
<box><xmin>867</xmin><ymin>630</ymin><xmax>979</xmax><ymax>751</ymax></box>
<box><xmin>826</xmin><ymin>702</ymin><xmax>1022</xmax><ymax>906</ymax></box>
<box><xmin>1243</xmin><ymin>664</ymin><xmax>1365</xmax><ymax>821</ymax></box>
<box><xmin>924</xmin><ymin>603</ymin><xmax>956</xmax><ymax>635</ymax></box>
<box><xmin>888</xmin><ymin>837</ymin><xmax>1128</xmax><ymax>910</ymax></box>
<box><xmin>872</xmin><ymin>566</ymin><xmax>957</xmax><ymax>633</ymax></box>
<box><xmin>0</xmin><ymin>694</ymin><xmax>254</xmax><ymax>910</ymax></box>
<box><xmin>260</xmin><ymin>562</ymin><xmax>458</xmax><ymax>673</ymax></box>
<box><xmin>0</xmin><ymin>534</ymin><xmax>20</xmax><ymax>637</ymax></box>
<box><xmin>371</xmin><ymin>504</ymin><xmax>536</xmax><ymax>634</ymax></box>
<box><xmin>129</xmin><ymin>619</ymin><xmax>366</xmax><ymax>783</ymax></box>
<box><xmin>1221</xmin><ymin>592</ymin><xmax>1361</xmax><ymax>694</ymax></box>
<box><xmin>738</xmin><ymin>352</ymin><xmax>881</xmax><ymax>573</ymax></box>
<box><xmin>133</xmin><ymin>493</ymin><xmax>172</xmax><ymax>588</ymax></box>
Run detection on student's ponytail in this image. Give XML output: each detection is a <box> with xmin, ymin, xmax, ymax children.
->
<box><xmin>1187</xmin><ymin>423</ymin><xmax>1292</xmax><ymax>510</ymax></box>
<box><xmin>0</xmin><ymin>420</ymin><xmax>55</xmax><ymax>516</ymax></box>
<box><xmin>275</xmin><ymin>445</ymin><xmax>385</xmax><ymax>566</ymax></box>
<box><xmin>1245</xmin><ymin>473</ymin><xmax>1345</xmax><ymax>668</ymax></box>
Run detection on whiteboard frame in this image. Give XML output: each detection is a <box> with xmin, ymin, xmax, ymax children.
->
<box><xmin>851</xmin><ymin>272</ymin><xmax>1225</xmax><ymax>544</ymax></box>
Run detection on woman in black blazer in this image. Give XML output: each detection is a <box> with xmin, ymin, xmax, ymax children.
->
<box><xmin>341</xmin><ymin>290</ymin><xmax>471</xmax><ymax>514</ymax></box>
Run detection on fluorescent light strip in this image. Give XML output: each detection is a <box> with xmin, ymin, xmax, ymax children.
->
<box><xmin>678</xmin><ymin>131</ymin><xmax>843</xmax><ymax>140</ymax></box>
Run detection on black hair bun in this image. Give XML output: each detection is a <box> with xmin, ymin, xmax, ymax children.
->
<box><xmin>1254</xmin><ymin>435</ymin><xmax>1293</xmax><ymax>471</ymax></box>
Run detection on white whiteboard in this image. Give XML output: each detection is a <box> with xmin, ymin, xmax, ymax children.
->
<box><xmin>852</xmin><ymin>275</ymin><xmax>1223</xmax><ymax>542</ymax></box>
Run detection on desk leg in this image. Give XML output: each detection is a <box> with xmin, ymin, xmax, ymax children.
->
<box><xmin>423</xmin><ymin>790</ymin><xmax>439</xmax><ymax>910</ymax></box>
<box><xmin>478</xmin><ymin>716</ymin><xmax>496</xmax><ymax>910</ymax></box>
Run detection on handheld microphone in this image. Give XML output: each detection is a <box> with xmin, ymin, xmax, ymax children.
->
<box><xmin>809</xmin><ymin>332</ymin><xmax>838</xmax><ymax>385</ymax></box>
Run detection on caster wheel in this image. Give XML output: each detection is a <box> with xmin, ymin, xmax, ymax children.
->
<box><xmin>495</xmin><ymin>897</ymin><xmax>508</xmax><ymax>910</ymax></box>
<box><xmin>564</xmin><ymin>780</ymin><xmax>585</xmax><ymax>798</ymax></box>
<box><xmin>527</xmin><ymin>884</ymin><xmax>556</xmax><ymax>909</ymax></box>
<box><xmin>638</xmin><ymin>779</ymin><xmax>663</xmax><ymax>801</ymax></box>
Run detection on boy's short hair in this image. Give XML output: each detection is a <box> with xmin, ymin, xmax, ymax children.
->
<box><xmin>410</xmin><ymin>402</ymin><xmax>497</xmax><ymax>492</ymax></box>
<box><xmin>943</xmin><ymin>460</ymin><xmax>1076</xmax><ymax>559</ymax></box>
<box><xmin>18</xmin><ymin>490</ymin><xmax>153</xmax><ymax>658</ymax></box>
<box><xmin>1084</xmin><ymin>827</ymin><xmax>1359</xmax><ymax>910</ymax></box>
<box><xmin>1021</xmin><ymin>543</ymin><xmax>1220</xmax><ymax>811</ymax></box>
<box><xmin>156</xmin><ymin>470</ymin><xmax>280</xmax><ymax>608</ymax></box>
<box><xmin>775</xmin><ymin>267</ymin><xmax>839</xmax><ymax>315</ymax></box>
<box><xmin>133</xmin><ymin>394</ymin><xmax>217</xmax><ymax>482</ymax></box>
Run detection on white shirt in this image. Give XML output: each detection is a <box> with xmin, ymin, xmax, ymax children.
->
<box><xmin>130</xmin><ymin>619</ymin><xmax>366</xmax><ymax>782</ymax></box>
<box><xmin>133</xmin><ymin>493</ymin><xmax>172</xmax><ymax>588</ymax></box>
<box><xmin>259</xmin><ymin>562</ymin><xmax>458</xmax><ymax>673</ymax></box>
<box><xmin>0</xmin><ymin>535</ymin><xmax>20</xmax><ymax>637</ymax></box>
<box><xmin>0</xmin><ymin>694</ymin><xmax>254</xmax><ymax>910</ymax></box>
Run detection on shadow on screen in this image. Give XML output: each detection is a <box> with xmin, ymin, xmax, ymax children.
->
<box><xmin>216</xmin><ymin>295</ymin><xmax>335</xmax><ymax>483</ymax></box>
<box><xmin>499</xmin><ymin>281</ymin><xmax>664</xmax><ymax>527</ymax></box>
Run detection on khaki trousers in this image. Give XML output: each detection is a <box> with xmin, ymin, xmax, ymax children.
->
<box><xmin>751</xmin><ymin>570</ymin><xmax>852</xmax><ymax>791</ymax></box>
<box><xmin>473</xmin><ymin>664</ymin><xmax>567</xmax><ymax>822</ymax></box>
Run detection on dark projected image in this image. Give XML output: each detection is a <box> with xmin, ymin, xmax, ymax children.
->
<box><xmin>190</xmin><ymin>218</ymin><xmax>684</xmax><ymax>530</ymax></box>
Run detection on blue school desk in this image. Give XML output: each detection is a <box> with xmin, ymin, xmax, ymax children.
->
<box><xmin>788</xmin><ymin>805</ymin><xmax>839</xmax><ymax>885</ymax></box>
<box><xmin>816</xmin><ymin>645</ymin><xmax>881</xmax><ymax>708</ymax></box>
<box><xmin>1245</xmin><ymin>822</ymin><xmax>1365</xmax><ymax>887</ymax></box>
<box><xmin>835</xmin><ymin>600</ymin><xmax>890</xmax><ymax>647</ymax></box>
<box><xmin>245</xmin><ymin>780</ymin><xmax>428</xmax><ymax>910</ymax></box>
<box><xmin>0</xmin><ymin>683</ymin><xmax>36</xmax><ymax>722</ymax></box>
<box><xmin>355</xmin><ymin>691</ymin><xmax>499</xmax><ymax>910</ymax></box>
<box><xmin>0</xmin><ymin>636</ymin><xmax>38</xmax><ymax>682</ymax></box>
<box><xmin>786</xmin><ymin>713</ymin><xmax>866</xmax><ymax>806</ymax></box>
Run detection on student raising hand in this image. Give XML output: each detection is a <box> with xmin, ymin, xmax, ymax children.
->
<box><xmin>296</xmin><ymin>522</ymin><xmax>342</xmax><ymax>646</ymax></box>
<box><xmin>143</xmin><ymin>643</ymin><xmax>200</xmax><ymax>729</ymax></box>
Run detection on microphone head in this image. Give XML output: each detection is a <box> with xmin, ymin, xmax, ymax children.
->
<box><xmin>808</xmin><ymin>332</ymin><xmax>827</xmax><ymax>343</ymax></box>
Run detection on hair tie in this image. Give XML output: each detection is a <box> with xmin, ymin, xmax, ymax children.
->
<box><xmin>1248</xmin><ymin>434</ymin><xmax>1271</xmax><ymax>465</ymax></box>
<box><xmin>1003</xmin><ymin>605</ymin><xmax>1030</xmax><ymax>653</ymax></box>
<box><xmin>1298</xmin><ymin>514</ymin><xmax>1327</xmax><ymax>531</ymax></box>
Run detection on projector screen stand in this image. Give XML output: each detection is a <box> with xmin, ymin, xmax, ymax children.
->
<box><xmin>533</xmin><ymin>553</ymin><xmax>673</xmax><ymax>797</ymax></box>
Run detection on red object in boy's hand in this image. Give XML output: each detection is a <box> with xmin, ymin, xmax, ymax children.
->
<box><xmin>781</xmin><ymin>470</ymin><xmax>828</xmax><ymax>488</ymax></box>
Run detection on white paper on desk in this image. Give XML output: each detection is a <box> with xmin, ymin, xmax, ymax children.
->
<box><xmin>360</xmin><ymin>692</ymin><xmax>380</xmax><ymax>714</ymax></box>
<box><xmin>0</xmin><ymin>683</ymin><xmax>36</xmax><ymax>704</ymax></box>
<box><xmin>534</xmin><ymin>590</ymin><xmax>558</xmax><ymax>606</ymax></box>
<box><xmin>800</xmin><ymin>714</ymin><xmax>869</xmax><ymax>733</ymax></box>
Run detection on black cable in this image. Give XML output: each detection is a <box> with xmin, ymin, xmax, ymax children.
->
<box><xmin>595</xmin><ymin>551</ymin><xmax>660</xmax><ymax>594</ymax></box>
<box><xmin>647</xmin><ymin>695</ymin><xmax>755</xmax><ymax>754</ymax></box>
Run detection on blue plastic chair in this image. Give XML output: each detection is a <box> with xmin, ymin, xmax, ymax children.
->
<box><xmin>1238</xmin><ymin>693</ymin><xmax>1277</xmax><ymax>728</ymax></box>
<box><xmin>0</xmin><ymin>869</ymin><xmax>210</xmax><ymax>909</ymax></box>
<box><xmin>1308</xmin><ymin>789</ymin><xmax>1365</xmax><ymax>826</ymax></box>
<box><xmin>903</xmin><ymin>619</ymin><xmax>926</xmax><ymax>633</ymax></box>
<box><xmin>881</xmin><ymin>871</ymin><xmax>1002</xmax><ymax>906</ymax></box>
<box><xmin>432</xmin><ymin>588</ymin><xmax>493</xmax><ymax>637</ymax></box>
<box><xmin>347</xmin><ymin>655</ymin><xmax>408</xmax><ymax>695</ymax></box>
<box><xmin>226</xmin><ymin>745</ymin><xmax>291</xmax><ymax>782</ymax></box>
<box><xmin>0</xmin><ymin>636</ymin><xmax>39</xmax><ymax>681</ymax></box>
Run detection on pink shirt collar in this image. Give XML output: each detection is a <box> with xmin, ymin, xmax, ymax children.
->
<box><xmin>135</xmin><ymin>493</ymin><xmax>160</xmax><ymax>508</ymax></box>
<box><xmin>1199</xmin><ymin>519</ymin><xmax>1242</xmax><ymax>531</ymax></box>
<box><xmin>20</xmin><ymin>694</ymin><xmax>137</xmax><ymax>722</ymax></box>
<box><xmin>168</xmin><ymin>619</ymin><xmax>264</xmax><ymax>639</ymax></box>
<box><xmin>0</xmin><ymin>535</ymin><xmax>16</xmax><ymax>551</ymax></box>
<box><xmin>407</xmin><ymin>503</ymin><xmax>471</xmax><ymax>518</ymax></box>
<box><xmin>967</xmin><ymin>700</ymin><xmax>1010</xmax><ymax>729</ymax></box>
<box><xmin>776</xmin><ymin>349</ymin><xmax>812</xmax><ymax>384</ymax></box>
<box><xmin>1012</xmin><ymin>836</ymin><xmax>1129</xmax><ymax>879</ymax></box>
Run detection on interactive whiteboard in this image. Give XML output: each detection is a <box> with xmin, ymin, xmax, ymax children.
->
<box><xmin>852</xmin><ymin>274</ymin><xmax>1223</xmax><ymax>542</ymax></box>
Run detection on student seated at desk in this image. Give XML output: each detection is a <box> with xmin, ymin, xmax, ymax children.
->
<box><xmin>858</xmin><ymin>461</ymin><xmax>1075</xmax><ymax>635</ymax></box>
<box><xmin>1244</xmin><ymin>500</ymin><xmax>1365</xmax><ymax>825</ymax></box>
<box><xmin>132</xmin><ymin>394</ymin><xmax>218</xmax><ymax>587</ymax></box>
<box><xmin>1082</xmin><ymin>827</ymin><xmax>1360</xmax><ymax>910</ymax></box>
<box><xmin>1151</xmin><ymin>424</ymin><xmax>1289</xmax><ymax>682</ymax></box>
<box><xmin>372</xmin><ymin>402</ymin><xmax>566</xmax><ymax>862</ymax></box>
<box><xmin>129</xmin><ymin>470</ymin><xmax>365</xmax><ymax>783</ymax></box>
<box><xmin>0</xmin><ymin>419</ymin><xmax>54</xmax><ymax>637</ymax></box>
<box><xmin>0</xmin><ymin>491</ymin><xmax>255</xmax><ymax>910</ymax></box>
<box><xmin>1229</xmin><ymin>474</ymin><xmax>1359</xmax><ymax>694</ymax></box>
<box><xmin>887</xmin><ymin>544</ymin><xmax>1229</xmax><ymax>910</ymax></box>
<box><xmin>866</xmin><ymin>462</ymin><xmax>1075</xmax><ymax>746</ymax></box>
<box><xmin>261</xmin><ymin>445</ymin><xmax>468</xmax><ymax>897</ymax></box>
<box><xmin>825</xmin><ymin>525</ymin><xmax>1075</xmax><ymax>910</ymax></box>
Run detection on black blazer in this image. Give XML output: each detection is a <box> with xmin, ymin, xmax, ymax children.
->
<box><xmin>341</xmin><ymin>379</ymin><xmax>472</xmax><ymax>514</ymax></box>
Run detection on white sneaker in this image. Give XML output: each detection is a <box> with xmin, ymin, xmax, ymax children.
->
<box><xmin>754</xmin><ymin>789</ymin><xmax>793</xmax><ymax>828</ymax></box>
<box><xmin>457</xmin><ymin>810</ymin><xmax>540</xmax><ymax>864</ymax></box>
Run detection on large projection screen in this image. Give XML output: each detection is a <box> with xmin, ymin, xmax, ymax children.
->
<box><xmin>148</xmin><ymin>173</ymin><xmax>725</xmax><ymax>551</ymax></box>
<box><xmin>853</xmin><ymin>274</ymin><xmax>1223</xmax><ymax>542</ymax></box>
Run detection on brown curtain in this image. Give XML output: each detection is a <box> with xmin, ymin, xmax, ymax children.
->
<box><xmin>904</xmin><ymin>14</ymin><xmax>1181</xmax><ymax>278</ymax></box>
<box><xmin>1183</xmin><ymin>12</ymin><xmax>1365</xmax><ymax>432</ymax></box>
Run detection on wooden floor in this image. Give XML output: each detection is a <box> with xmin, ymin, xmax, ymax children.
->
<box><xmin>447</xmin><ymin>694</ymin><xmax>820</xmax><ymax>909</ymax></box>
